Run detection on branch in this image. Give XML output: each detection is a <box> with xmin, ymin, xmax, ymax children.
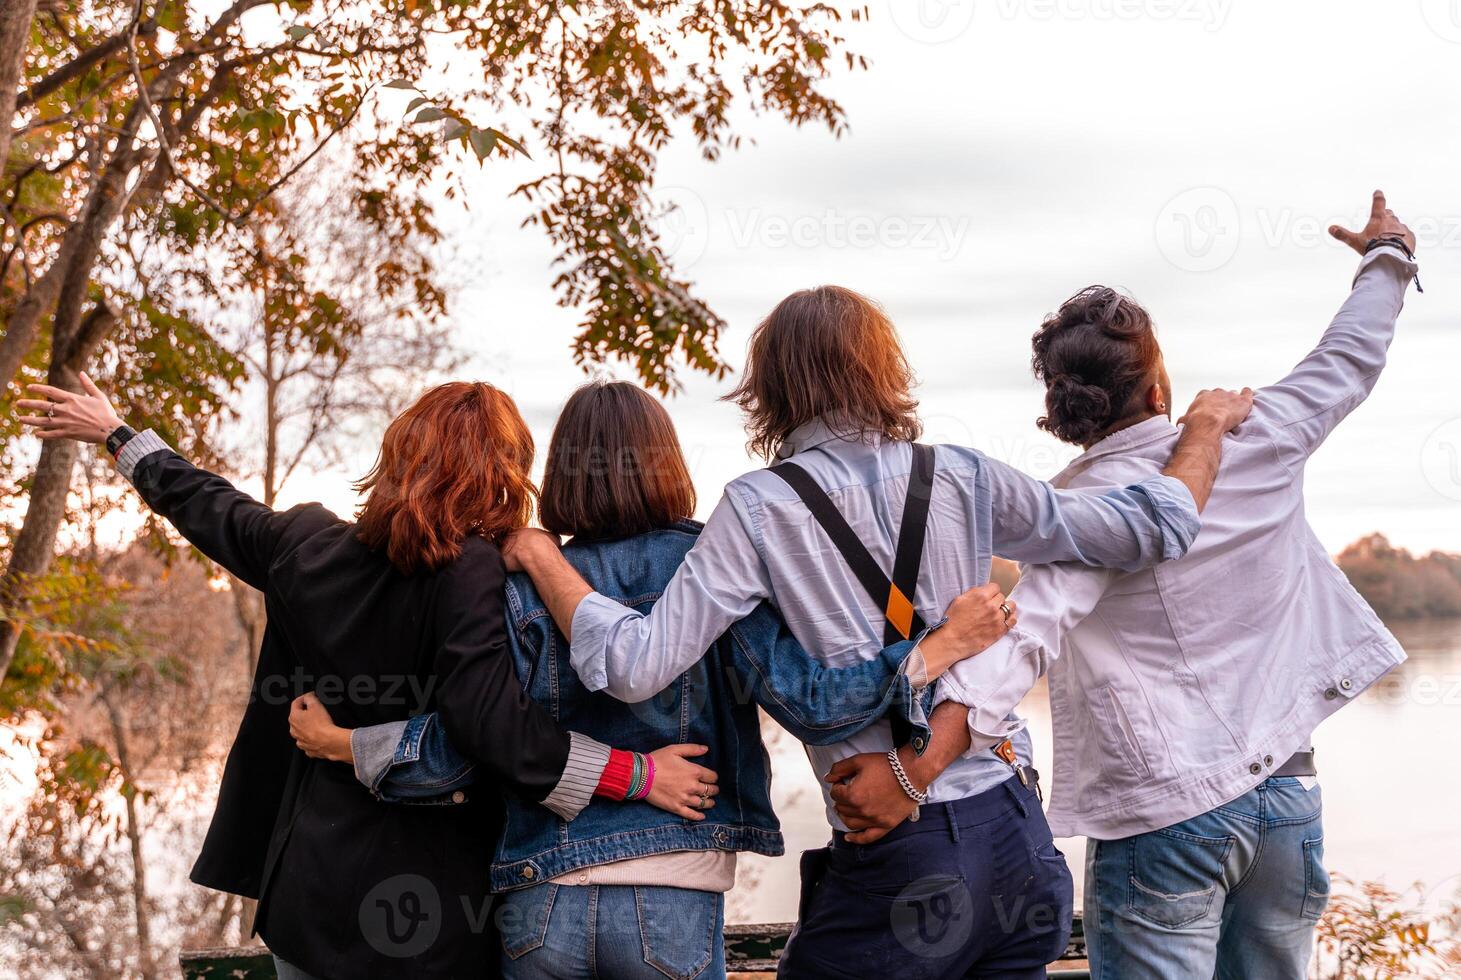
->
<box><xmin>125</xmin><ymin>0</ymin><xmax>238</xmax><ymax>225</ymax></box>
<box><xmin>17</xmin><ymin>21</ymin><xmax>157</xmax><ymax>110</ymax></box>
<box><xmin>123</xmin><ymin>0</ymin><xmax>372</xmax><ymax>230</ymax></box>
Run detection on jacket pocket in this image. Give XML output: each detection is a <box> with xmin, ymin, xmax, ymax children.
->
<box><xmin>1127</xmin><ymin>829</ymin><xmax>1233</xmax><ymax>929</ymax></box>
<box><xmin>1302</xmin><ymin>837</ymin><xmax>1330</xmax><ymax>921</ymax></box>
<box><xmin>499</xmin><ymin>883</ymin><xmax>558</xmax><ymax>960</ymax></box>
<box><xmin>636</xmin><ymin>886</ymin><xmax>720</xmax><ymax>979</ymax></box>
<box><xmin>1093</xmin><ymin>685</ymin><xmax>1154</xmax><ymax>781</ymax></box>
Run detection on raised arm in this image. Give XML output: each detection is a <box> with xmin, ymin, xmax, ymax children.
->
<box><xmin>1250</xmin><ymin>191</ymin><xmax>1417</xmax><ymax>467</ymax></box>
<box><xmin>984</xmin><ymin>387</ymin><xmax>1254</xmax><ymax>568</ymax></box>
<box><xmin>18</xmin><ymin>374</ymin><xmax>327</xmax><ymax>589</ymax></box>
<box><xmin>505</xmin><ymin>494</ymin><xmax>774</xmax><ymax>702</ymax></box>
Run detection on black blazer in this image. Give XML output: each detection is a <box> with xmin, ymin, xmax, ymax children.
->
<box><xmin>129</xmin><ymin>446</ymin><xmax>574</xmax><ymax>978</ymax></box>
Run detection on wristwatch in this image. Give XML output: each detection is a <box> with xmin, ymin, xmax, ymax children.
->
<box><xmin>106</xmin><ymin>424</ymin><xmax>138</xmax><ymax>458</ymax></box>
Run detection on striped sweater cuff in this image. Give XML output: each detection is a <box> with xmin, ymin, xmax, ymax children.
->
<box><xmin>542</xmin><ymin>732</ymin><xmax>612</xmax><ymax>822</ymax></box>
<box><xmin>114</xmin><ymin>429</ymin><xmax>171</xmax><ymax>482</ymax></box>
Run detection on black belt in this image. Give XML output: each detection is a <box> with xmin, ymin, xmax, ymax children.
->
<box><xmin>1273</xmin><ymin>750</ymin><xmax>1317</xmax><ymax>778</ymax></box>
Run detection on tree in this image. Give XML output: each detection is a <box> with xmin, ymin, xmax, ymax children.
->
<box><xmin>1</xmin><ymin>546</ymin><xmax>248</xmax><ymax>976</ymax></box>
<box><xmin>1</xmin><ymin>0</ymin><xmax>863</xmax><ymax>686</ymax></box>
<box><xmin>209</xmin><ymin>159</ymin><xmax>462</xmax><ymax>676</ymax></box>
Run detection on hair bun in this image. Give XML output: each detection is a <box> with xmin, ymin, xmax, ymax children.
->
<box><xmin>1041</xmin><ymin>374</ymin><xmax>1110</xmax><ymax>444</ymax></box>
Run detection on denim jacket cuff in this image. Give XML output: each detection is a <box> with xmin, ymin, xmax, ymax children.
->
<box><xmin>352</xmin><ymin>718</ymin><xmax>414</xmax><ymax>798</ymax></box>
<box><xmin>878</xmin><ymin>637</ymin><xmax>934</xmax><ymax>755</ymax></box>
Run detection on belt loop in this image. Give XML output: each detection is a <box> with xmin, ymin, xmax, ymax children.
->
<box><xmin>1005</xmin><ymin>779</ymin><xmax>1028</xmax><ymax>818</ymax></box>
<box><xmin>946</xmin><ymin>802</ymin><xmax>959</xmax><ymax>843</ymax></box>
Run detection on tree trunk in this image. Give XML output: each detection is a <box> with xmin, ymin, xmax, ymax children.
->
<box><xmin>0</xmin><ymin>0</ymin><xmax>37</xmax><ymax>173</ymax></box>
<box><xmin>0</xmin><ymin>101</ymin><xmax>151</xmax><ymax>391</ymax></box>
<box><xmin>102</xmin><ymin>691</ymin><xmax>159</xmax><ymax>980</ymax></box>
<box><xmin>0</xmin><ymin>303</ymin><xmax>115</xmax><ymax>680</ymax></box>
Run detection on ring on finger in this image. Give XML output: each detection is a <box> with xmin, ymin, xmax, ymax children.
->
<box><xmin>1000</xmin><ymin>601</ymin><xmax>1013</xmax><ymax>624</ymax></box>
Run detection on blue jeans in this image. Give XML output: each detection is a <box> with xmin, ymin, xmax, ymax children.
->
<box><xmin>1085</xmin><ymin>778</ymin><xmax>1329</xmax><ymax>979</ymax></box>
<box><xmin>779</xmin><ymin>775</ymin><xmax>1074</xmax><ymax>979</ymax></box>
<box><xmin>498</xmin><ymin>882</ymin><xmax>727</xmax><ymax>980</ymax></box>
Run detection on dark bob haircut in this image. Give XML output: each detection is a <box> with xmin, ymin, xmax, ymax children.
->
<box><xmin>538</xmin><ymin>381</ymin><xmax>696</xmax><ymax>542</ymax></box>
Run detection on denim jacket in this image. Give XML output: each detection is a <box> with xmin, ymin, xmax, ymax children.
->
<box><xmin>351</xmin><ymin>520</ymin><xmax>928</xmax><ymax>892</ymax></box>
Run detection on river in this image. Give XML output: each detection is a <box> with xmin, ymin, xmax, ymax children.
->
<box><xmin>730</xmin><ymin>617</ymin><xmax>1461</xmax><ymax>924</ymax></box>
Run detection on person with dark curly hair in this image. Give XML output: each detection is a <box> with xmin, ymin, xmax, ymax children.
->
<box><xmin>831</xmin><ymin>191</ymin><xmax>1422</xmax><ymax>980</ymax></box>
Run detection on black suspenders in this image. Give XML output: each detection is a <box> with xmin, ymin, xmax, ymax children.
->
<box><xmin>770</xmin><ymin>443</ymin><xmax>1030</xmax><ymax>791</ymax></box>
<box><xmin>771</xmin><ymin>443</ymin><xmax>936</xmax><ymax>646</ymax></box>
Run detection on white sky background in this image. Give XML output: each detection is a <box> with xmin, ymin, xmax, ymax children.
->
<box><xmin>272</xmin><ymin>0</ymin><xmax>1461</xmax><ymax>554</ymax></box>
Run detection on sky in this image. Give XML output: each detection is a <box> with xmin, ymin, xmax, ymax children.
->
<box><xmin>274</xmin><ymin>0</ymin><xmax>1461</xmax><ymax>555</ymax></box>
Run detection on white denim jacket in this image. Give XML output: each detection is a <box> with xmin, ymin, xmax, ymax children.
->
<box><xmin>936</xmin><ymin>245</ymin><xmax>1418</xmax><ymax>841</ymax></box>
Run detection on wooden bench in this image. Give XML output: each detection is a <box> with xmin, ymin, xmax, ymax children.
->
<box><xmin>180</xmin><ymin>917</ymin><xmax>1091</xmax><ymax>977</ymax></box>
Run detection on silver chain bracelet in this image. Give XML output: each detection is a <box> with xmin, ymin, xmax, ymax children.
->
<box><xmin>886</xmin><ymin>748</ymin><xmax>928</xmax><ymax>822</ymax></box>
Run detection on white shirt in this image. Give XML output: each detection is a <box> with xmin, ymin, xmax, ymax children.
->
<box><xmin>937</xmin><ymin>246</ymin><xmax>1417</xmax><ymax>841</ymax></box>
<box><xmin>569</xmin><ymin>420</ymin><xmax>1201</xmax><ymax>830</ymax></box>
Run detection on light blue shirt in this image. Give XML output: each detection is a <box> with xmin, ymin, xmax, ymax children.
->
<box><xmin>571</xmin><ymin>421</ymin><xmax>1201</xmax><ymax>830</ymax></box>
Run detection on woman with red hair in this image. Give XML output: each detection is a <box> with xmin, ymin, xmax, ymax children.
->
<box><xmin>18</xmin><ymin>376</ymin><xmax>714</xmax><ymax>979</ymax></box>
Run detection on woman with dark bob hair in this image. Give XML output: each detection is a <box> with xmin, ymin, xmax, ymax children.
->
<box><xmin>18</xmin><ymin>376</ymin><xmax>722</xmax><ymax>979</ymax></box>
<box><xmin>289</xmin><ymin>380</ymin><xmax>1011</xmax><ymax>979</ymax></box>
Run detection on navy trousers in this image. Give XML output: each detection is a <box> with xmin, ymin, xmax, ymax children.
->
<box><xmin>779</xmin><ymin>775</ymin><xmax>1074</xmax><ymax>980</ymax></box>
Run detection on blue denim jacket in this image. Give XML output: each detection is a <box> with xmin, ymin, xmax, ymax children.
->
<box><xmin>353</xmin><ymin>520</ymin><xmax>928</xmax><ymax>892</ymax></box>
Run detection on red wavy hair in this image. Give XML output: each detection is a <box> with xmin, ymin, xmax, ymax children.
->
<box><xmin>355</xmin><ymin>382</ymin><xmax>536</xmax><ymax>574</ymax></box>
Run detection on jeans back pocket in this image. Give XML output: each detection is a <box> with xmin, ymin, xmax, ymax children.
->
<box><xmin>635</xmin><ymin>886</ymin><xmax>721</xmax><ymax>979</ymax></box>
<box><xmin>499</xmin><ymin>884</ymin><xmax>558</xmax><ymax>960</ymax></box>
<box><xmin>1302</xmin><ymin>837</ymin><xmax>1331</xmax><ymax>921</ymax></box>
<box><xmin>1127</xmin><ymin>829</ymin><xmax>1233</xmax><ymax>929</ymax></box>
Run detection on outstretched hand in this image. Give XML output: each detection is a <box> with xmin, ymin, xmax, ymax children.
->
<box><xmin>1329</xmin><ymin>190</ymin><xmax>1415</xmax><ymax>256</ymax></box>
<box><xmin>15</xmin><ymin>372</ymin><xmax>122</xmax><ymax>445</ymax></box>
